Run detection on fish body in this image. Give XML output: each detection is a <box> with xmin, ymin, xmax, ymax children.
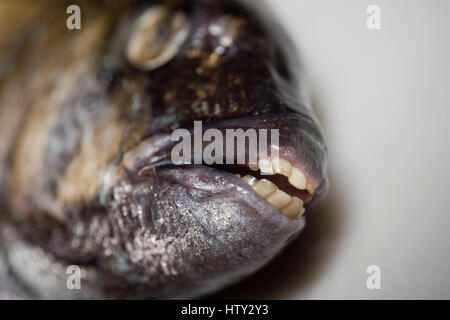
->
<box><xmin>0</xmin><ymin>0</ymin><xmax>328</xmax><ymax>299</ymax></box>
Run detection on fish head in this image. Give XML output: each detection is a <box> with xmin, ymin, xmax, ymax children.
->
<box><xmin>95</xmin><ymin>0</ymin><xmax>329</xmax><ymax>298</ymax></box>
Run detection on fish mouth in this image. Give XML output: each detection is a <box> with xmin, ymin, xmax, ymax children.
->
<box><xmin>120</xmin><ymin>112</ymin><xmax>327</xmax><ymax>222</ymax></box>
<box><xmin>133</xmin><ymin>158</ymin><xmax>318</xmax><ymax>221</ymax></box>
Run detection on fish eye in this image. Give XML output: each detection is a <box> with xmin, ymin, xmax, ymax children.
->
<box><xmin>126</xmin><ymin>5</ymin><xmax>191</xmax><ymax>71</ymax></box>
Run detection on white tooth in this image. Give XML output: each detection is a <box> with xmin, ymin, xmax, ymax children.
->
<box><xmin>258</xmin><ymin>159</ymin><xmax>274</xmax><ymax>175</ymax></box>
<box><xmin>248</xmin><ymin>162</ymin><xmax>259</xmax><ymax>171</ymax></box>
<box><xmin>272</xmin><ymin>158</ymin><xmax>292</xmax><ymax>177</ymax></box>
<box><xmin>306</xmin><ymin>182</ymin><xmax>316</xmax><ymax>194</ymax></box>
<box><xmin>252</xmin><ymin>179</ymin><xmax>277</xmax><ymax>198</ymax></box>
<box><xmin>241</xmin><ymin>175</ymin><xmax>257</xmax><ymax>185</ymax></box>
<box><xmin>288</xmin><ymin>167</ymin><xmax>307</xmax><ymax>190</ymax></box>
<box><xmin>281</xmin><ymin>196</ymin><xmax>304</xmax><ymax>219</ymax></box>
<box><xmin>267</xmin><ymin>189</ymin><xmax>291</xmax><ymax>209</ymax></box>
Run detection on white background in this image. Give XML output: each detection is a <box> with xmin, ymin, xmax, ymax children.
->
<box><xmin>216</xmin><ymin>0</ymin><xmax>450</xmax><ymax>299</ymax></box>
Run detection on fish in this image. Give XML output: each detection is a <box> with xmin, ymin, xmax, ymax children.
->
<box><xmin>0</xmin><ymin>0</ymin><xmax>328</xmax><ymax>299</ymax></box>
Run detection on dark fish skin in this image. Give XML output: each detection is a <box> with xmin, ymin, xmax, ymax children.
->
<box><xmin>0</xmin><ymin>0</ymin><xmax>328</xmax><ymax>299</ymax></box>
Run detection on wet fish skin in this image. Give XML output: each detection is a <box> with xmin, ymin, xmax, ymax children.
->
<box><xmin>0</xmin><ymin>0</ymin><xmax>328</xmax><ymax>298</ymax></box>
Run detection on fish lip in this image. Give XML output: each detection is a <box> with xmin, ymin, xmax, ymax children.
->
<box><xmin>142</xmin><ymin>163</ymin><xmax>307</xmax><ymax>224</ymax></box>
<box><xmin>126</xmin><ymin>112</ymin><xmax>326</xmax><ymax>177</ymax></box>
<box><xmin>130</xmin><ymin>160</ymin><xmax>317</xmax><ymax>222</ymax></box>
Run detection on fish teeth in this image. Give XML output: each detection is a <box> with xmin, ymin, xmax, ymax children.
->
<box><xmin>240</xmin><ymin>174</ymin><xmax>305</xmax><ymax>219</ymax></box>
<box><xmin>266</xmin><ymin>189</ymin><xmax>291</xmax><ymax>209</ymax></box>
<box><xmin>241</xmin><ymin>174</ymin><xmax>257</xmax><ymax>185</ymax></box>
<box><xmin>288</xmin><ymin>166</ymin><xmax>307</xmax><ymax>190</ymax></box>
<box><xmin>258</xmin><ymin>159</ymin><xmax>274</xmax><ymax>175</ymax></box>
<box><xmin>252</xmin><ymin>179</ymin><xmax>277</xmax><ymax>198</ymax></box>
<box><xmin>281</xmin><ymin>196</ymin><xmax>305</xmax><ymax>219</ymax></box>
<box><xmin>273</xmin><ymin>158</ymin><xmax>292</xmax><ymax>177</ymax></box>
<box><xmin>248</xmin><ymin>158</ymin><xmax>311</xmax><ymax>193</ymax></box>
<box><xmin>306</xmin><ymin>182</ymin><xmax>316</xmax><ymax>194</ymax></box>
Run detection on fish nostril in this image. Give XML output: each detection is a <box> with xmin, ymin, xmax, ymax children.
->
<box><xmin>126</xmin><ymin>5</ymin><xmax>191</xmax><ymax>71</ymax></box>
